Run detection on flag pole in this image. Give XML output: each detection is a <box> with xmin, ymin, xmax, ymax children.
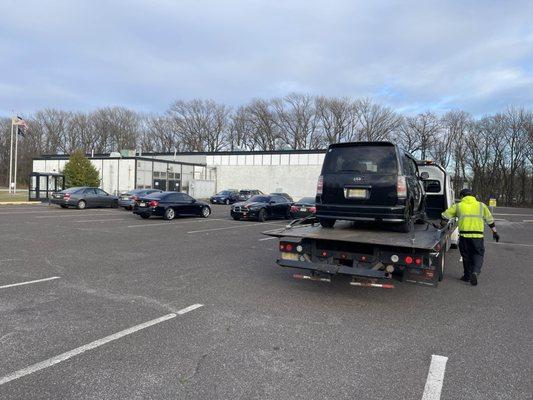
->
<box><xmin>8</xmin><ymin>117</ymin><xmax>14</xmax><ymax>194</ymax></box>
<box><xmin>14</xmin><ymin>124</ymin><xmax>19</xmax><ymax>194</ymax></box>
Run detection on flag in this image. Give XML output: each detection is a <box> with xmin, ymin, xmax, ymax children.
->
<box><xmin>12</xmin><ymin>116</ymin><xmax>28</xmax><ymax>136</ymax></box>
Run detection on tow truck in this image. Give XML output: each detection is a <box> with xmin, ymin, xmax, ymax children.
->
<box><xmin>263</xmin><ymin>161</ymin><xmax>458</xmax><ymax>288</ymax></box>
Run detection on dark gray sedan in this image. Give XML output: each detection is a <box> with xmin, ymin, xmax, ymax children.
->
<box><xmin>50</xmin><ymin>187</ymin><xmax>118</xmax><ymax>209</ymax></box>
<box><xmin>118</xmin><ymin>189</ymin><xmax>163</xmax><ymax>210</ymax></box>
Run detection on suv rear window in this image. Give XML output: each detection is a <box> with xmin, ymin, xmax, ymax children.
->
<box><xmin>323</xmin><ymin>146</ymin><xmax>398</xmax><ymax>174</ymax></box>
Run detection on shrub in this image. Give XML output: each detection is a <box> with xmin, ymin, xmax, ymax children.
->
<box><xmin>62</xmin><ymin>150</ymin><xmax>100</xmax><ymax>187</ymax></box>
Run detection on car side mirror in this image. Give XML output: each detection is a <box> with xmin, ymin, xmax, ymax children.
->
<box><xmin>420</xmin><ymin>172</ymin><xmax>430</xmax><ymax>180</ymax></box>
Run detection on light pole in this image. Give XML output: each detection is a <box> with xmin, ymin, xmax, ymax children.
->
<box><xmin>8</xmin><ymin>117</ymin><xmax>14</xmax><ymax>193</ymax></box>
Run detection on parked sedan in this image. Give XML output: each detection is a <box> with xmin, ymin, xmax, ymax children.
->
<box><xmin>118</xmin><ymin>189</ymin><xmax>162</xmax><ymax>210</ymax></box>
<box><xmin>210</xmin><ymin>189</ymin><xmax>239</xmax><ymax>205</ymax></box>
<box><xmin>50</xmin><ymin>187</ymin><xmax>118</xmax><ymax>209</ymax></box>
<box><xmin>133</xmin><ymin>191</ymin><xmax>211</xmax><ymax>220</ymax></box>
<box><xmin>231</xmin><ymin>194</ymin><xmax>291</xmax><ymax>222</ymax></box>
<box><xmin>290</xmin><ymin>197</ymin><xmax>316</xmax><ymax>219</ymax></box>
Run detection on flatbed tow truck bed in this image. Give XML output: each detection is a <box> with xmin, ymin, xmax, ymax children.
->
<box><xmin>264</xmin><ymin>218</ymin><xmax>456</xmax><ymax>288</ymax></box>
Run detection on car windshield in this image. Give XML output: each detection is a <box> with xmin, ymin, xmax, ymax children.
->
<box><xmin>323</xmin><ymin>145</ymin><xmax>398</xmax><ymax>174</ymax></box>
<box><xmin>239</xmin><ymin>190</ymin><xmax>251</xmax><ymax>195</ymax></box>
<box><xmin>248</xmin><ymin>195</ymin><xmax>270</xmax><ymax>203</ymax></box>
<box><xmin>217</xmin><ymin>191</ymin><xmax>231</xmax><ymax>195</ymax></box>
<box><xmin>297</xmin><ymin>197</ymin><xmax>315</xmax><ymax>204</ymax></box>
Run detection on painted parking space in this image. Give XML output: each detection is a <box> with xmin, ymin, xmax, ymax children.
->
<box><xmin>0</xmin><ymin>204</ymin><xmax>531</xmax><ymax>399</ymax></box>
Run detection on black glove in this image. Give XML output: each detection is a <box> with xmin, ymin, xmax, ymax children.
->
<box><xmin>493</xmin><ymin>232</ymin><xmax>500</xmax><ymax>242</ymax></box>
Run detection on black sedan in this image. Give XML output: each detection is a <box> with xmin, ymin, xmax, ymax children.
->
<box><xmin>230</xmin><ymin>194</ymin><xmax>291</xmax><ymax>222</ymax></box>
<box><xmin>118</xmin><ymin>189</ymin><xmax>162</xmax><ymax>210</ymax></box>
<box><xmin>210</xmin><ymin>190</ymin><xmax>239</xmax><ymax>205</ymax></box>
<box><xmin>290</xmin><ymin>197</ymin><xmax>316</xmax><ymax>219</ymax></box>
<box><xmin>133</xmin><ymin>191</ymin><xmax>211</xmax><ymax>220</ymax></box>
<box><xmin>50</xmin><ymin>187</ymin><xmax>118</xmax><ymax>209</ymax></box>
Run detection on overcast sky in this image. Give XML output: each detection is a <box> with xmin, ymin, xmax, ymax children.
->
<box><xmin>1</xmin><ymin>0</ymin><xmax>531</xmax><ymax>117</ymax></box>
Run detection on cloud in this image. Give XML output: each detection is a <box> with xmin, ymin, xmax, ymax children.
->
<box><xmin>0</xmin><ymin>0</ymin><xmax>531</xmax><ymax>116</ymax></box>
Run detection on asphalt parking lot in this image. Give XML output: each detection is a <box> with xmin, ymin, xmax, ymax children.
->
<box><xmin>0</xmin><ymin>204</ymin><xmax>532</xmax><ymax>399</ymax></box>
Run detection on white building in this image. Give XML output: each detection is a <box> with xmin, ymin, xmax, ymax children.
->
<box><xmin>32</xmin><ymin>149</ymin><xmax>326</xmax><ymax>199</ymax></box>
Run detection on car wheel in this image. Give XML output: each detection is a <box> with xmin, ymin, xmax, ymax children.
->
<box><xmin>164</xmin><ymin>208</ymin><xmax>175</xmax><ymax>220</ymax></box>
<box><xmin>77</xmin><ymin>200</ymin><xmax>86</xmax><ymax>210</ymax></box>
<box><xmin>319</xmin><ymin>218</ymin><xmax>335</xmax><ymax>228</ymax></box>
<box><xmin>225</xmin><ymin>199</ymin><xmax>230</xmax><ymax>205</ymax></box>
<box><xmin>232</xmin><ymin>215</ymin><xmax>240</xmax><ymax>221</ymax></box>
<box><xmin>201</xmin><ymin>206</ymin><xmax>211</xmax><ymax>218</ymax></box>
<box><xmin>257</xmin><ymin>209</ymin><xmax>267</xmax><ymax>222</ymax></box>
<box><xmin>60</xmin><ymin>205</ymin><xmax>68</xmax><ymax>209</ymax></box>
<box><xmin>111</xmin><ymin>200</ymin><xmax>118</xmax><ymax>208</ymax></box>
<box><xmin>139</xmin><ymin>213</ymin><xmax>150</xmax><ymax>219</ymax></box>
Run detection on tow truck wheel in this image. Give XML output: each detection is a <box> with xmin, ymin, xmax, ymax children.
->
<box><xmin>319</xmin><ymin>218</ymin><xmax>335</xmax><ymax>228</ymax></box>
<box><xmin>438</xmin><ymin>249</ymin><xmax>445</xmax><ymax>281</ymax></box>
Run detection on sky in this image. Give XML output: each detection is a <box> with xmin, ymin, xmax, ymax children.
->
<box><xmin>0</xmin><ymin>0</ymin><xmax>532</xmax><ymax>117</ymax></box>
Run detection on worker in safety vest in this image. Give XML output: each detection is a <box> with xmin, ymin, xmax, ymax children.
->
<box><xmin>441</xmin><ymin>189</ymin><xmax>500</xmax><ymax>286</ymax></box>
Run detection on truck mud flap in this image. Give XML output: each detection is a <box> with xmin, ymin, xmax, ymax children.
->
<box><xmin>277</xmin><ymin>259</ymin><xmax>386</xmax><ymax>279</ymax></box>
<box><xmin>402</xmin><ymin>268</ymin><xmax>438</xmax><ymax>287</ymax></box>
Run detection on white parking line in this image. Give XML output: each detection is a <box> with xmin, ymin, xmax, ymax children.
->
<box><xmin>187</xmin><ymin>221</ymin><xmax>286</xmax><ymax>234</ymax></box>
<box><xmin>258</xmin><ymin>236</ymin><xmax>277</xmax><ymax>241</ymax></box>
<box><xmin>523</xmin><ymin>220</ymin><xmax>533</xmax><ymax>223</ymax></box>
<box><xmin>421</xmin><ymin>355</ymin><xmax>448</xmax><ymax>400</ymax></box>
<box><xmin>73</xmin><ymin>218</ymin><xmax>128</xmax><ymax>223</ymax></box>
<box><xmin>35</xmin><ymin>212</ymin><xmax>117</xmax><ymax>219</ymax></box>
<box><xmin>0</xmin><ymin>276</ymin><xmax>60</xmax><ymax>290</ymax></box>
<box><xmin>0</xmin><ymin>304</ymin><xmax>203</xmax><ymax>386</ymax></box>
<box><xmin>487</xmin><ymin>242</ymin><xmax>533</xmax><ymax>248</ymax></box>
<box><xmin>126</xmin><ymin>218</ymin><xmax>225</xmax><ymax>228</ymax></box>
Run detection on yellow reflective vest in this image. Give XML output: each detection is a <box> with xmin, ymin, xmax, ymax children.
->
<box><xmin>441</xmin><ymin>196</ymin><xmax>494</xmax><ymax>238</ymax></box>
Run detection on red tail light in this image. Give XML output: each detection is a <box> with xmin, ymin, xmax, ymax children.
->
<box><xmin>397</xmin><ymin>176</ymin><xmax>407</xmax><ymax>199</ymax></box>
<box><xmin>285</xmin><ymin>243</ymin><xmax>294</xmax><ymax>252</ymax></box>
<box><xmin>404</xmin><ymin>256</ymin><xmax>413</xmax><ymax>265</ymax></box>
<box><xmin>415</xmin><ymin>257</ymin><xmax>422</xmax><ymax>265</ymax></box>
<box><xmin>320</xmin><ymin>250</ymin><xmax>328</xmax><ymax>257</ymax></box>
<box><xmin>309</xmin><ymin>206</ymin><xmax>316</xmax><ymax>213</ymax></box>
<box><xmin>279</xmin><ymin>243</ymin><xmax>285</xmax><ymax>251</ymax></box>
<box><xmin>316</xmin><ymin>175</ymin><xmax>323</xmax><ymax>195</ymax></box>
<box><xmin>130</xmin><ymin>195</ymin><xmax>139</xmax><ymax>201</ymax></box>
<box><xmin>290</xmin><ymin>205</ymin><xmax>299</xmax><ymax>212</ymax></box>
<box><xmin>148</xmin><ymin>200</ymin><xmax>159</xmax><ymax>207</ymax></box>
<box><xmin>396</xmin><ymin>175</ymin><xmax>407</xmax><ymax>199</ymax></box>
<box><xmin>63</xmin><ymin>194</ymin><xmax>71</xmax><ymax>200</ymax></box>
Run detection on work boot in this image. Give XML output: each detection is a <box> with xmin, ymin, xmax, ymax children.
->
<box><xmin>460</xmin><ymin>275</ymin><xmax>469</xmax><ymax>282</ymax></box>
<box><xmin>470</xmin><ymin>273</ymin><xmax>478</xmax><ymax>286</ymax></box>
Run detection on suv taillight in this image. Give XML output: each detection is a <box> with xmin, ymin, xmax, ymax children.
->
<box><xmin>397</xmin><ymin>176</ymin><xmax>407</xmax><ymax>199</ymax></box>
<box><xmin>148</xmin><ymin>200</ymin><xmax>159</xmax><ymax>207</ymax></box>
<box><xmin>63</xmin><ymin>194</ymin><xmax>71</xmax><ymax>199</ymax></box>
<box><xmin>316</xmin><ymin>175</ymin><xmax>323</xmax><ymax>195</ymax></box>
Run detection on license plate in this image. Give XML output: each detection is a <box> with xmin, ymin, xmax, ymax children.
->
<box><xmin>346</xmin><ymin>188</ymin><xmax>367</xmax><ymax>199</ymax></box>
<box><xmin>139</xmin><ymin>202</ymin><xmax>146</xmax><ymax>207</ymax></box>
<box><xmin>121</xmin><ymin>196</ymin><xmax>129</xmax><ymax>200</ymax></box>
<box><xmin>300</xmin><ymin>207</ymin><xmax>307</xmax><ymax>212</ymax></box>
<box><xmin>281</xmin><ymin>252</ymin><xmax>299</xmax><ymax>261</ymax></box>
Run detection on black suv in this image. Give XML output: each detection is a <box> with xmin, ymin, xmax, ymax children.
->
<box><xmin>315</xmin><ymin>142</ymin><xmax>424</xmax><ymax>232</ymax></box>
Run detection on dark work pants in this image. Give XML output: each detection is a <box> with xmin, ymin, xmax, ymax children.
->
<box><xmin>458</xmin><ymin>237</ymin><xmax>485</xmax><ymax>278</ymax></box>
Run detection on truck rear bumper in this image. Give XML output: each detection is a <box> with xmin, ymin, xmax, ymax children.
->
<box><xmin>277</xmin><ymin>259</ymin><xmax>387</xmax><ymax>279</ymax></box>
